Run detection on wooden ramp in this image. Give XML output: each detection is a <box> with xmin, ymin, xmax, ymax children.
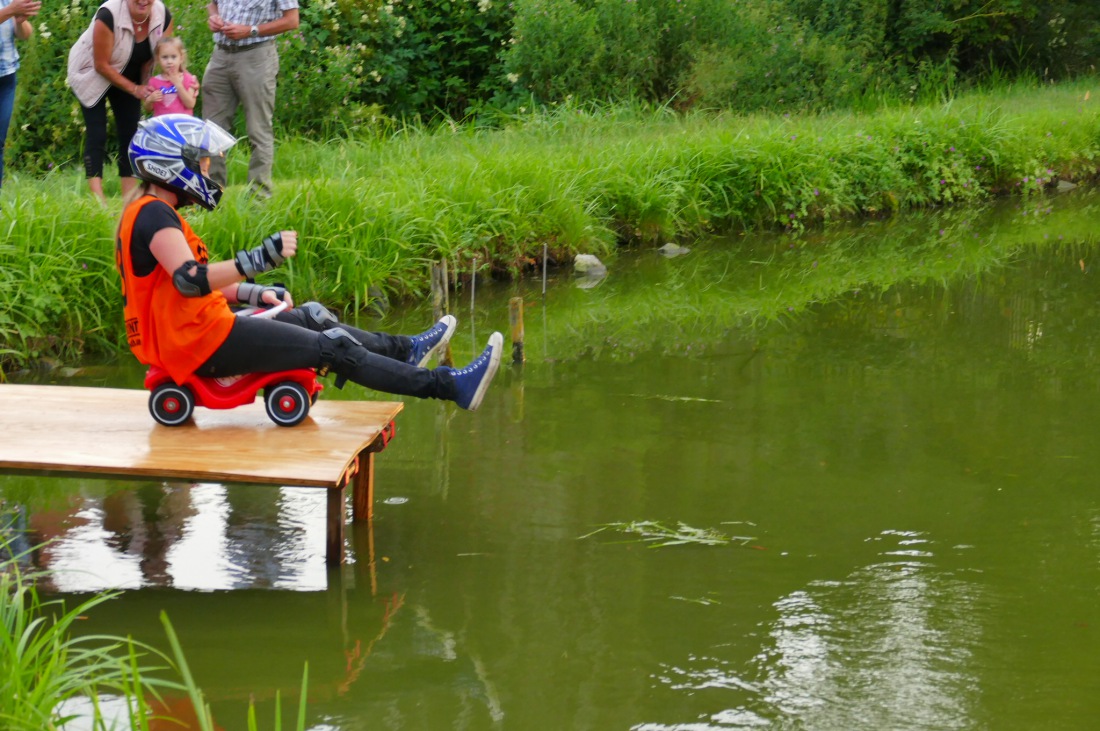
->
<box><xmin>0</xmin><ymin>384</ymin><xmax>403</xmax><ymax>564</ymax></box>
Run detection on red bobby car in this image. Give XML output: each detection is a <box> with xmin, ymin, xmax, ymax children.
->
<box><xmin>144</xmin><ymin>303</ymin><xmax>323</xmax><ymax>427</ymax></box>
<box><xmin>145</xmin><ymin>366</ymin><xmax>324</xmax><ymax>427</ymax></box>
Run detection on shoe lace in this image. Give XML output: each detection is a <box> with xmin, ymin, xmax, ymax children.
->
<box><xmin>412</xmin><ymin>322</ymin><xmax>444</xmax><ymax>345</ymax></box>
<box><xmin>453</xmin><ymin>349</ymin><xmax>490</xmax><ymax>376</ymax></box>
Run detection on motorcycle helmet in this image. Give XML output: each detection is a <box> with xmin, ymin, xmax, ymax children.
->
<box><xmin>128</xmin><ymin>114</ymin><xmax>237</xmax><ymax>210</ymax></box>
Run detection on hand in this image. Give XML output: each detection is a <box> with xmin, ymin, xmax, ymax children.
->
<box><xmin>10</xmin><ymin>0</ymin><xmax>41</xmax><ymax>18</ymax></box>
<box><xmin>261</xmin><ymin>288</ymin><xmax>294</xmax><ymax>309</ymax></box>
<box><xmin>278</xmin><ymin>231</ymin><xmax>298</xmax><ymax>259</ymax></box>
<box><xmin>235</xmin><ymin>232</ymin><xmax>295</xmax><ymax>279</ymax></box>
<box><xmin>147</xmin><ymin>90</ymin><xmax>164</xmax><ymax>103</ymax></box>
<box><xmin>219</xmin><ymin>22</ymin><xmax>252</xmax><ymax>40</ymax></box>
<box><xmin>236</xmin><ymin>282</ymin><xmax>293</xmax><ymax>309</ymax></box>
<box><xmin>131</xmin><ymin>84</ymin><xmax>152</xmax><ymax>100</ymax></box>
<box><xmin>207</xmin><ymin>13</ymin><xmax>224</xmax><ymax>32</ymax></box>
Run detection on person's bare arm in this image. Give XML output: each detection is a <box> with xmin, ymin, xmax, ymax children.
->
<box><xmin>92</xmin><ymin>19</ymin><xmax>152</xmax><ymax>99</ymax></box>
<box><xmin>172</xmin><ymin>73</ymin><xmax>198</xmax><ymax>110</ymax></box>
<box><xmin>150</xmin><ymin>229</ymin><xmax>299</xmax><ymax>305</ymax></box>
<box><xmin>149</xmin><ymin>227</ymin><xmax>245</xmax><ymax>293</ymax></box>
<box><xmin>206</xmin><ymin>2</ymin><xmax>224</xmax><ymax>32</ymax></box>
<box><xmin>1</xmin><ymin>0</ymin><xmax>40</xmax><ymax>40</ymax></box>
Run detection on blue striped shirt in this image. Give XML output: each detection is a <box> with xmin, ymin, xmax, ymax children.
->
<box><xmin>0</xmin><ymin>0</ymin><xmax>22</xmax><ymax>77</ymax></box>
<box><xmin>214</xmin><ymin>0</ymin><xmax>298</xmax><ymax>49</ymax></box>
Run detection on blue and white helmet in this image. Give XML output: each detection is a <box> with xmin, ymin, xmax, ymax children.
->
<box><xmin>128</xmin><ymin>115</ymin><xmax>237</xmax><ymax>210</ymax></box>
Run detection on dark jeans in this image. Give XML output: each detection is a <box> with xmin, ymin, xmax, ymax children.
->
<box><xmin>196</xmin><ymin>305</ymin><xmax>455</xmax><ymax>401</ymax></box>
<box><xmin>0</xmin><ymin>72</ymin><xmax>15</xmax><ymax>189</ymax></box>
<box><xmin>80</xmin><ymin>85</ymin><xmax>142</xmax><ymax>179</ymax></box>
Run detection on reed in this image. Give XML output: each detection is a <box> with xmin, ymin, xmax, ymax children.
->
<box><xmin>0</xmin><ymin>539</ymin><xmax>309</xmax><ymax>730</ymax></box>
<box><xmin>0</xmin><ymin>544</ymin><xmax>175</xmax><ymax>729</ymax></box>
<box><xmin>2</xmin><ymin>79</ymin><xmax>1099</xmax><ymax>370</ymax></box>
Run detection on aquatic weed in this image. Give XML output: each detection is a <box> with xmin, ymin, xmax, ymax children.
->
<box><xmin>578</xmin><ymin>520</ymin><xmax>756</xmax><ymax>548</ymax></box>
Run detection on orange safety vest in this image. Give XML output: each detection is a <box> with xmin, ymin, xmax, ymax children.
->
<box><xmin>115</xmin><ymin>195</ymin><xmax>235</xmax><ymax>384</ymax></box>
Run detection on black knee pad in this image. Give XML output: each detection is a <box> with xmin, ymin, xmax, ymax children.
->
<box><xmin>287</xmin><ymin>301</ymin><xmax>340</xmax><ymax>332</ymax></box>
<box><xmin>317</xmin><ymin>328</ymin><xmax>363</xmax><ymax>388</ymax></box>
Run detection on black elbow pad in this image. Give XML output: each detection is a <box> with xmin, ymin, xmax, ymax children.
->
<box><xmin>172</xmin><ymin>260</ymin><xmax>212</xmax><ymax>297</ymax></box>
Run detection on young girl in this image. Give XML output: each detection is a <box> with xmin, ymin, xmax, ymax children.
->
<box><xmin>144</xmin><ymin>35</ymin><xmax>198</xmax><ymax>116</ymax></box>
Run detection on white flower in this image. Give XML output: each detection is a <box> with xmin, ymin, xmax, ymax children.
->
<box><xmin>477</xmin><ymin>0</ymin><xmax>492</xmax><ymax>12</ymax></box>
<box><xmin>506</xmin><ymin>73</ymin><xmax>519</xmax><ymax>84</ymax></box>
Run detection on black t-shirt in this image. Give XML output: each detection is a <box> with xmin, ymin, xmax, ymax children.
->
<box><xmin>129</xmin><ymin>198</ymin><xmax>184</xmax><ymax>277</ymax></box>
<box><xmin>94</xmin><ymin>7</ymin><xmax>172</xmax><ymax>82</ymax></box>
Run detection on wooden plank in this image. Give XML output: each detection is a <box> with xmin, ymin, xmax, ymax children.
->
<box><xmin>0</xmin><ymin>384</ymin><xmax>402</xmax><ymax>489</ymax></box>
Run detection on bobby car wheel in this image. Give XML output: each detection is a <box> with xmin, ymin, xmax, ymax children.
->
<box><xmin>150</xmin><ymin>383</ymin><xmax>195</xmax><ymax>426</ymax></box>
<box><xmin>265</xmin><ymin>381</ymin><xmax>311</xmax><ymax>427</ymax></box>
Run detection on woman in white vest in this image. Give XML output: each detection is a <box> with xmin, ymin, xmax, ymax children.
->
<box><xmin>67</xmin><ymin>0</ymin><xmax>172</xmax><ymax>203</ymax></box>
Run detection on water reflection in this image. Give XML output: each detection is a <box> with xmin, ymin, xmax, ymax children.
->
<box><xmin>648</xmin><ymin>532</ymin><xmax>983</xmax><ymax>730</ymax></box>
<box><xmin>26</xmin><ymin>482</ymin><xmax>328</xmax><ymax>592</ymax></box>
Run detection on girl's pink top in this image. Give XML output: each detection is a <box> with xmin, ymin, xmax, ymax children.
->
<box><xmin>149</xmin><ymin>72</ymin><xmax>198</xmax><ymax>116</ymax></box>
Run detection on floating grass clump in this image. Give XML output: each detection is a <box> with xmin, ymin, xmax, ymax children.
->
<box><xmin>579</xmin><ymin>520</ymin><xmax>756</xmax><ymax>548</ymax></box>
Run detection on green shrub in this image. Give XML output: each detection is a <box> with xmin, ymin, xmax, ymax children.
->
<box><xmin>506</xmin><ymin>0</ymin><xmax>721</xmax><ymax>106</ymax></box>
<box><xmin>275</xmin><ymin>0</ymin><xmax>515</xmax><ymax>129</ymax></box>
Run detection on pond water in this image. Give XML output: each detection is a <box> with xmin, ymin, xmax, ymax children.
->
<box><xmin>3</xmin><ymin>191</ymin><xmax>1100</xmax><ymax>730</ymax></box>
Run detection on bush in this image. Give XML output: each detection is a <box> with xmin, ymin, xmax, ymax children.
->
<box><xmin>506</xmin><ymin>0</ymin><xmax>721</xmax><ymax>106</ymax></box>
<box><xmin>276</xmin><ymin>0</ymin><xmax>515</xmax><ymax>130</ymax></box>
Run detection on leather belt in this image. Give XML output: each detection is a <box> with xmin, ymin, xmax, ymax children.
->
<box><xmin>216</xmin><ymin>42</ymin><xmax>263</xmax><ymax>54</ymax></box>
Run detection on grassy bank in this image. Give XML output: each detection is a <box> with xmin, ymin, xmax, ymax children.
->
<box><xmin>2</xmin><ymin>79</ymin><xmax>1100</xmax><ymax>371</ymax></box>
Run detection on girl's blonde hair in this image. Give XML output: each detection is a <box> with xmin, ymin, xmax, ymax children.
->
<box><xmin>154</xmin><ymin>36</ymin><xmax>188</xmax><ymax>73</ymax></box>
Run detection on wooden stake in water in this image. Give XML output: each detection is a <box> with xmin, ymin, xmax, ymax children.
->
<box><xmin>430</xmin><ymin>262</ymin><xmax>445</xmax><ymax>319</ymax></box>
<box><xmin>470</xmin><ymin>256</ymin><xmax>478</xmax><ymax>318</ymax></box>
<box><xmin>430</xmin><ymin>261</ymin><xmax>453</xmax><ymax>366</ymax></box>
<box><xmin>541</xmin><ymin>243</ymin><xmax>548</xmax><ymax>296</ymax></box>
<box><xmin>509</xmin><ymin>297</ymin><xmax>525</xmax><ymax>365</ymax></box>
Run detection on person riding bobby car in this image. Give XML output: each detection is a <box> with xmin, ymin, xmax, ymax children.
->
<box><xmin>116</xmin><ymin>114</ymin><xmax>503</xmax><ymax>412</ymax></box>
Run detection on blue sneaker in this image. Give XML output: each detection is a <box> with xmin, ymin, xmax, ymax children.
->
<box><xmin>407</xmin><ymin>315</ymin><xmax>456</xmax><ymax>367</ymax></box>
<box><xmin>452</xmin><ymin>332</ymin><xmax>503</xmax><ymax>411</ymax></box>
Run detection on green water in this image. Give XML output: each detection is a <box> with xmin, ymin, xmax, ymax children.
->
<box><xmin>4</xmin><ymin>194</ymin><xmax>1100</xmax><ymax>730</ymax></box>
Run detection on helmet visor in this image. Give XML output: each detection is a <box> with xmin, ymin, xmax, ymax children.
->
<box><xmin>200</xmin><ymin>120</ymin><xmax>237</xmax><ymax>156</ymax></box>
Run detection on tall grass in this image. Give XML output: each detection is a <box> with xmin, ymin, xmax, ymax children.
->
<box><xmin>0</xmin><ymin>543</ymin><xmax>174</xmax><ymax>729</ymax></box>
<box><xmin>0</xmin><ymin>537</ymin><xmax>309</xmax><ymax>730</ymax></box>
<box><xmin>2</xmin><ymin>79</ymin><xmax>1100</xmax><ymax>370</ymax></box>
